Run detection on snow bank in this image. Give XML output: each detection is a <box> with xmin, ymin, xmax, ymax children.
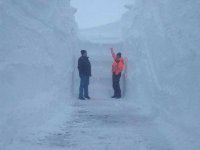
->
<box><xmin>121</xmin><ymin>0</ymin><xmax>200</xmax><ymax>148</ymax></box>
<box><xmin>0</xmin><ymin>0</ymin><xmax>78</xmax><ymax>148</ymax></box>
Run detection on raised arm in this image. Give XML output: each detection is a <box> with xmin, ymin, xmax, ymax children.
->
<box><xmin>110</xmin><ymin>48</ymin><xmax>116</xmax><ymax>59</ymax></box>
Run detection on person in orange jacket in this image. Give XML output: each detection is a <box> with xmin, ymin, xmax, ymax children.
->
<box><xmin>110</xmin><ymin>48</ymin><xmax>124</xmax><ymax>98</ymax></box>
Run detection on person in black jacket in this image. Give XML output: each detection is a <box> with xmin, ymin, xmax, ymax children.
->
<box><xmin>78</xmin><ymin>50</ymin><xmax>91</xmax><ymax>100</ymax></box>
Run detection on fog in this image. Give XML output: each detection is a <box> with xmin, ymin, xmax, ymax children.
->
<box><xmin>71</xmin><ymin>0</ymin><xmax>134</xmax><ymax>29</ymax></box>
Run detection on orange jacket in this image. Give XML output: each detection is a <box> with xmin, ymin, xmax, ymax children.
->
<box><xmin>111</xmin><ymin>49</ymin><xmax>124</xmax><ymax>75</ymax></box>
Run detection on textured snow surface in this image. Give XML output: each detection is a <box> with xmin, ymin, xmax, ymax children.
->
<box><xmin>0</xmin><ymin>0</ymin><xmax>200</xmax><ymax>150</ymax></box>
<box><xmin>121</xmin><ymin>0</ymin><xmax>200</xmax><ymax>149</ymax></box>
<box><xmin>0</xmin><ymin>0</ymin><xmax>78</xmax><ymax>149</ymax></box>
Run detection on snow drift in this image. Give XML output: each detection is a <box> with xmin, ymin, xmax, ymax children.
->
<box><xmin>121</xmin><ymin>0</ymin><xmax>200</xmax><ymax>148</ymax></box>
<box><xmin>0</xmin><ymin>0</ymin><xmax>78</xmax><ymax>148</ymax></box>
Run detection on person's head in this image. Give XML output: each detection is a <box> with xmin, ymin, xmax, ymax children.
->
<box><xmin>81</xmin><ymin>50</ymin><xmax>87</xmax><ymax>56</ymax></box>
<box><xmin>117</xmin><ymin>52</ymin><xmax>121</xmax><ymax>58</ymax></box>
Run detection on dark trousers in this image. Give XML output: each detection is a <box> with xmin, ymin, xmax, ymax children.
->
<box><xmin>112</xmin><ymin>73</ymin><xmax>121</xmax><ymax>97</ymax></box>
<box><xmin>79</xmin><ymin>75</ymin><xmax>89</xmax><ymax>98</ymax></box>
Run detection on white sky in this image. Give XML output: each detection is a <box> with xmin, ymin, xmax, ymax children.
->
<box><xmin>71</xmin><ymin>0</ymin><xmax>133</xmax><ymax>29</ymax></box>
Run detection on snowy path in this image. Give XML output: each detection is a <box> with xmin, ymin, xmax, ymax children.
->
<box><xmin>35</xmin><ymin>99</ymin><xmax>173</xmax><ymax>150</ymax></box>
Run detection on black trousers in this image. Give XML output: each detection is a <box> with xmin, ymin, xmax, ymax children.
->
<box><xmin>112</xmin><ymin>73</ymin><xmax>121</xmax><ymax>97</ymax></box>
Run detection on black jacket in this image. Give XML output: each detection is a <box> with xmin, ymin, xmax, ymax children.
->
<box><xmin>78</xmin><ymin>56</ymin><xmax>91</xmax><ymax>77</ymax></box>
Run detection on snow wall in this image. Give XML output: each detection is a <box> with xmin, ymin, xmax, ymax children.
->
<box><xmin>122</xmin><ymin>0</ymin><xmax>200</xmax><ymax>132</ymax></box>
<box><xmin>0</xmin><ymin>0</ymin><xmax>78</xmax><ymax>147</ymax></box>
